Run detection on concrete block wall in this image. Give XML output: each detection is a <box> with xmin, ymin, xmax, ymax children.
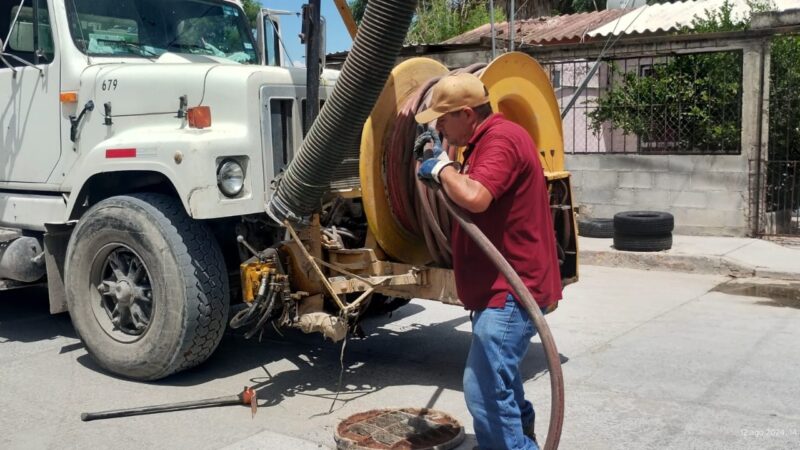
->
<box><xmin>566</xmin><ymin>153</ymin><xmax>750</xmax><ymax>236</ymax></box>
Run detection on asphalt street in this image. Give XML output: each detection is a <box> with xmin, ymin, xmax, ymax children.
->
<box><xmin>1</xmin><ymin>265</ymin><xmax>798</xmax><ymax>449</ymax></box>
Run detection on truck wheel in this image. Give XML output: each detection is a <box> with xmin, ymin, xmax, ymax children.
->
<box><xmin>65</xmin><ymin>193</ymin><xmax>229</xmax><ymax>380</ymax></box>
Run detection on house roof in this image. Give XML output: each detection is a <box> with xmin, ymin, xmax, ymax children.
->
<box><xmin>589</xmin><ymin>0</ymin><xmax>800</xmax><ymax>38</ymax></box>
<box><xmin>442</xmin><ymin>9</ymin><xmax>632</xmax><ymax>45</ymax></box>
<box><xmin>445</xmin><ymin>0</ymin><xmax>800</xmax><ymax>46</ymax></box>
<box><xmin>324</xmin><ymin>0</ymin><xmax>800</xmax><ymax>67</ymax></box>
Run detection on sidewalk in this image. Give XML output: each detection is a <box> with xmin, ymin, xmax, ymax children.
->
<box><xmin>580</xmin><ymin>234</ymin><xmax>800</xmax><ymax>281</ymax></box>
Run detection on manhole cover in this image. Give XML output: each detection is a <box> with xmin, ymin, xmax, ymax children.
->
<box><xmin>335</xmin><ymin>408</ymin><xmax>465</xmax><ymax>450</ymax></box>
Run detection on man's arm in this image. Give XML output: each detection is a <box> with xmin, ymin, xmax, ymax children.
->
<box><xmin>439</xmin><ymin>166</ymin><xmax>493</xmax><ymax>213</ymax></box>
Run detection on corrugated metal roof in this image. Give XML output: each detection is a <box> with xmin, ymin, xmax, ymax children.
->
<box><xmin>444</xmin><ymin>0</ymin><xmax>800</xmax><ymax>47</ymax></box>
<box><xmin>442</xmin><ymin>9</ymin><xmax>632</xmax><ymax>45</ymax></box>
<box><xmin>589</xmin><ymin>0</ymin><xmax>800</xmax><ymax>37</ymax></box>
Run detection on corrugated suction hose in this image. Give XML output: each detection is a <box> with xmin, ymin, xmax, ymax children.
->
<box><xmin>267</xmin><ymin>0</ymin><xmax>418</xmax><ymax>224</ymax></box>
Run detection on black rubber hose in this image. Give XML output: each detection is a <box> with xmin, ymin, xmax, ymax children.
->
<box><xmin>267</xmin><ymin>0</ymin><xmax>418</xmax><ymax>224</ymax></box>
<box><xmin>435</xmin><ymin>190</ymin><xmax>565</xmax><ymax>450</ymax></box>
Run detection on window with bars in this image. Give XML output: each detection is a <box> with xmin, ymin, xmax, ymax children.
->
<box><xmin>547</xmin><ymin>50</ymin><xmax>743</xmax><ymax>155</ymax></box>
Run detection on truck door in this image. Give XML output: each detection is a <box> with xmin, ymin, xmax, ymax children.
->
<box><xmin>0</xmin><ymin>0</ymin><xmax>60</xmax><ymax>184</ymax></box>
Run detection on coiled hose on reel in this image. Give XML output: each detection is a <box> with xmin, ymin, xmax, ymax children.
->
<box><xmin>384</xmin><ymin>63</ymin><xmax>487</xmax><ymax>267</ymax></box>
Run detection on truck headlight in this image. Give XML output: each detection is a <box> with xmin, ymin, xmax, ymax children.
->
<box><xmin>217</xmin><ymin>159</ymin><xmax>245</xmax><ymax>197</ymax></box>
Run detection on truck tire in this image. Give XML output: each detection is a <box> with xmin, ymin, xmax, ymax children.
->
<box><xmin>613</xmin><ymin>233</ymin><xmax>673</xmax><ymax>252</ymax></box>
<box><xmin>577</xmin><ymin>217</ymin><xmax>614</xmax><ymax>238</ymax></box>
<box><xmin>613</xmin><ymin>211</ymin><xmax>674</xmax><ymax>236</ymax></box>
<box><xmin>65</xmin><ymin>193</ymin><xmax>229</xmax><ymax>380</ymax></box>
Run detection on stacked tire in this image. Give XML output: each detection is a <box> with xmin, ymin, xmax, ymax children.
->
<box><xmin>577</xmin><ymin>217</ymin><xmax>614</xmax><ymax>238</ymax></box>
<box><xmin>613</xmin><ymin>211</ymin><xmax>674</xmax><ymax>252</ymax></box>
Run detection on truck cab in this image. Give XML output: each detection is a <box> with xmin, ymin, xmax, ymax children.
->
<box><xmin>0</xmin><ymin>0</ymin><xmax>344</xmax><ymax>380</ymax></box>
<box><xmin>1</xmin><ymin>0</ymin><xmax>336</xmax><ymax>218</ymax></box>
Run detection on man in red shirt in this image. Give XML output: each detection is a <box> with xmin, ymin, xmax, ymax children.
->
<box><xmin>415</xmin><ymin>73</ymin><xmax>562</xmax><ymax>450</ymax></box>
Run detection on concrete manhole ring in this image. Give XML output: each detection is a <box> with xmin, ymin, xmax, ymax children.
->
<box><xmin>334</xmin><ymin>407</ymin><xmax>465</xmax><ymax>450</ymax></box>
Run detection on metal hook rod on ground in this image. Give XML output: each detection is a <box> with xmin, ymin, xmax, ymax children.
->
<box><xmin>80</xmin><ymin>387</ymin><xmax>258</xmax><ymax>422</ymax></box>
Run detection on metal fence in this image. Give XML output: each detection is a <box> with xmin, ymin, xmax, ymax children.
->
<box><xmin>758</xmin><ymin>33</ymin><xmax>800</xmax><ymax>236</ymax></box>
<box><xmin>542</xmin><ymin>50</ymin><xmax>743</xmax><ymax>155</ymax></box>
<box><xmin>754</xmin><ymin>160</ymin><xmax>800</xmax><ymax>236</ymax></box>
<box><xmin>516</xmin><ymin>32</ymin><xmax>796</xmax><ymax>237</ymax></box>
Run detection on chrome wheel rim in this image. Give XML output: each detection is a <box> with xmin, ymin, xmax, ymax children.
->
<box><xmin>90</xmin><ymin>244</ymin><xmax>154</xmax><ymax>342</ymax></box>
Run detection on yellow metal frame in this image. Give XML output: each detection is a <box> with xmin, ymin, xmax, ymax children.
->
<box><xmin>332</xmin><ymin>0</ymin><xmax>358</xmax><ymax>39</ymax></box>
<box><xmin>359</xmin><ymin>58</ymin><xmax>449</xmax><ymax>264</ymax></box>
<box><xmin>545</xmin><ymin>170</ymin><xmax>571</xmax><ymax>181</ymax></box>
<box><xmin>480</xmin><ymin>52</ymin><xmax>565</xmax><ymax>173</ymax></box>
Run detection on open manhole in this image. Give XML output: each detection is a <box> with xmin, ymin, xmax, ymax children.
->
<box><xmin>335</xmin><ymin>408</ymin><xmax>465</xmax><ymax>450</ymax></box>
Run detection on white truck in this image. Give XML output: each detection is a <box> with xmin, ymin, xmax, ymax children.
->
<box><xmin>1</xmin><ymin>0</ymin><xmax>579</xmax><ymax>382</ymax></box>
<box><xmin>0</xmin><ymin>0</ymin><xmax>347</xmax><ymax>379</ymax></box>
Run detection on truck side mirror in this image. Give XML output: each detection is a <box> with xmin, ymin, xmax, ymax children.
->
<box><xmin>0</xmin><ymin>37</ymin><xmax>15</xmax><ymax>73</ymax></box>
<box><xmin>257</xmin><ymin>9</ymin><xmax>283</xmax><ymax>66</ymax></box>
<box><xmin>0</xmin><ymin>38</ymin><xmax>44</xmax><ymax>76</ymax></box>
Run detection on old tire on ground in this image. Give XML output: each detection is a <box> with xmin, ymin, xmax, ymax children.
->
<box><xmin>613</xmin><ymin>233</ymin><xmax>673</xmax><ymax>252</ymax></box>
<box><xmin>65</xmin><ymin>193</ymin><xmax>229</xmax><ymax>380</ymax></box>
<box><xmin>577</xmin><ymin>217</ymin><xmax>614</xmax><ymax>238</ymax></box>
<box><xmin>614</xmin><ymin>211</ymin><xmax>674</xmax><ymax>236</ymax></box>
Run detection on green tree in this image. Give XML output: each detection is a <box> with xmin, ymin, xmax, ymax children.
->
<box><xmin>348</xmin><ymin>0</ymin><xmax>368</xmax><ymax>25</ymax></box>
<box><xmin>405</xmin><ymin>0</ymin><xmax>505</xmax><ymax>45</ymax></box>
<box><xmin>571</xmin><ymin>0</ymin><xmax>607</xmax><ymax>13</ymax></box>
<box><xmin>493</xmin><ymin>0</ymin><xmax>608</xmax><ymax>15</ymax></box>
<box><xmin>348</xmin><ymin>0</ymin><xmax>506</xmax><ymax>44</ymax></box>
<box><xmin>769</xmin><ymin>35</ymin><xmax>800</xmax><ymax>162</ymax></box>
<box><xmin>241</xmin><ymin>0</ymin><xmax>262</xmax><ymax>28</ymax></box>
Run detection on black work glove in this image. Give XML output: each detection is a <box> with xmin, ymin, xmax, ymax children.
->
<box><xmin>413</xmin><ymin>127</ymin><xmax>443</xmax><ymax>161</ymax></box>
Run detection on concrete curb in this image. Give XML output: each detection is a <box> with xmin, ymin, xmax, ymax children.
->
<box><xmin>581</xmin><ymin>250</ymin><xmax>800</xmax><ymax>281</ymax></box>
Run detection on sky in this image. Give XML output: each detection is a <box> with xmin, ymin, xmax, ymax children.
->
<box><xmin>258</xmin><ymin>1</ymin><xmax>354</xmax><ymax>66</ymax></box>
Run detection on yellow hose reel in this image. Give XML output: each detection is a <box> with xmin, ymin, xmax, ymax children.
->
<box><xmin>360</xmin><ymin>52</ymin><xmax>564</xmax><ymax>264</ymax></box>
<box><xmin>481</xmin><ymin>52</ymin><xmax>565</xmax><ymax>173</ymax></box>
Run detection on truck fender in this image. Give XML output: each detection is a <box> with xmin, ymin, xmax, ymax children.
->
<box><xmin>65</xmin><ymin>168</ymin><xmax>190</xmax><ymax>221</ymax></box>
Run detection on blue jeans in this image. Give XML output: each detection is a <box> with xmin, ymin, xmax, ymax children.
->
<box><xmin>464</xmin><ymin>294</ymin><xmax>539</xmax><ymax>450</ymax></box>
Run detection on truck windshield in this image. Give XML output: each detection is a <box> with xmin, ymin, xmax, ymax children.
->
<box><xmin>65</xmin><ymin>0</ymin><xmax>258</xmax><ymax>64</ymax></box>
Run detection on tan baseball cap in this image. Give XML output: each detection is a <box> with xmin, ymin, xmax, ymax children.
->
<box><xmin>414</xmin><ymin>73</ymin><xmax>490</xmax><ymax>124</ymax></box>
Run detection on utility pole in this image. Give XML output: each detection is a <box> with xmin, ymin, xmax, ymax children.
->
<box><xmin>302</xmin><ymin>0</ymin><xmax>322</xmax><ymax>135</ymax></box>
<box><xmin>509</xmin><ymin>0</ymin><xmax>515</xmax><ymax>52</ymax></box>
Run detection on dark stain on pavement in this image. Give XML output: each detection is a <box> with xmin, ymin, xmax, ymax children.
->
<box><xmin>712</xmin><ymin>281</ymin><xmax>800</xmax><ymax>309</ymax></box>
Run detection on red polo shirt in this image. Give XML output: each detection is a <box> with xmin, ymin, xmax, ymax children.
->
<box><xmin>451</xmin><ymin>113</ymin><xmax>562</xmax><ymax>310</ymax></box>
